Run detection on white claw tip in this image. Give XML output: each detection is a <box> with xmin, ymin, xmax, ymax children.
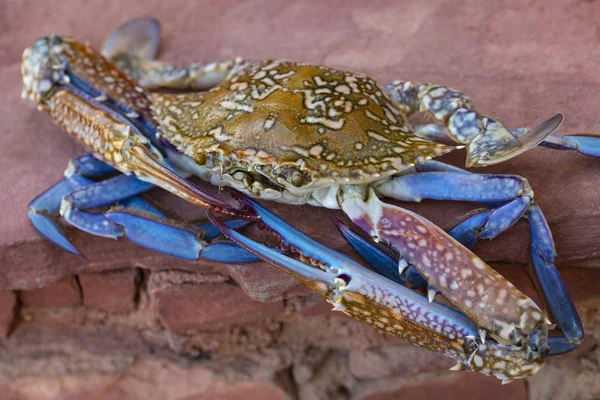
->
<box><xmin>478</xmin><ymin>329</ymin><xmax>487</xmax><ymax>344</ymax></box>
<box><xmin>332</xmin><ymin>302</ymin><xmax>346</xmax><ymax>312</ymax></box>
<box><xmin>398</xmin><ymin>258</ymin><xmax>409</xmax><ymax>275</ymax></box>
<box><xmin>427</xmin><ymin>286</ymin><xmax>437</xmax><ymax>304</ymax></box>
<box><xmin>501</xmin><ymin>379</ymin><xmax>512</xmax><ymax>385</ymax></box>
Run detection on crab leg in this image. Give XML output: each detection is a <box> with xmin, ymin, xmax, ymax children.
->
<box><xmin>28</xmin><ymin>153</ymin><xmax>110</xmax><ymax>257</ymax></box>
<box><xmin>527</xmin><ymin>205</ymin><xmax>583</xmax><ymax>343</ymax></box>
<box><xmin>383</xmin><ymin>81</ymin><xmax>563</xmax><ymax>166</ymax></box>
<box><xmin>540</xmin><ymin>133</ymin><xmax>600</xmax><ymax>158</ymax></box>
<box><xmin>30</xmin><ymin>152</ymin><xmax>256</xmax><ymax>261</ymax></box>
<box><xmin>102</xmin><ymin>17</ymin><xmax>243</xmax><ymax>90</ymax></box>
<box><xmin>58</xmin><ymin>173</ymin><xmax>258</xmax><ymax>261</ymax></box>
<box><xmin>375</xmin><ymin>172</ymin><xmax>532</xmax><ymax>239</ymax></box>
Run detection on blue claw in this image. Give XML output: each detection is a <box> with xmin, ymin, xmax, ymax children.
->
<box><xmin>212</xmin><ymin>193</ymin><xmax>481</xmax><ymax>348</ymax></box>
<box><xmin>332</xmin><ymin>218</ymin><xmax>426</xmax><ymax>289</ymax></box>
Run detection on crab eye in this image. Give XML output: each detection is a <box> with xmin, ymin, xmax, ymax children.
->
<box><xmin>289</xmin><ymin>171</ymin><xmax>305</xmax><ymax>187</ymax></box>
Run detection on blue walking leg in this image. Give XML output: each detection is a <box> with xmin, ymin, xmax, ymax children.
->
<box><xmin>375</xmin><ymin>171</ymin><xmax>533</xmax><ymax>239</ymax></box>
<box><xmin>540</xmin><ymin>133</ymin><xmax>600</xmax><ymax>158</ymax></box>
<box><xmin>28</xmin><ymin>153</ymin><xmax>118</xmax><ymax>256</ymax></box>
<box><xmin>528</xmin><ymin>205</ymin><xmax>583</xmax><ymax>344</ymax></box>
<box><xmin>66</xmin><ymin>153</ymin><xmax>118</xmax><ymax>177</ymax></box>
<box><xmin>59</xmin><ymin>174</ymin><xmax>258</xmax><ymax>262</ymax></box>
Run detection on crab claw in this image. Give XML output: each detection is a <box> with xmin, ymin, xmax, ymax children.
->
<box><xmin>211</xmin><ymin>191</ymin><xmax>552</xmax><ymax>381</ymax></box>
<box><xmin>332</xmin><ymin>217</ymin><xmax>427</xmax><ymax>290</ymax></box>
<box><xmin>341</xmin><ymin>189</ymin><xmax>549</xmax><ymax>344</ymax></box>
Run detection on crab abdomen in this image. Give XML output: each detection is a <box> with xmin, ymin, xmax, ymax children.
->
<box><xmin>152</xmin><ymin>60</ymin><xmax>454</xmax><ymax>190</ymax></box>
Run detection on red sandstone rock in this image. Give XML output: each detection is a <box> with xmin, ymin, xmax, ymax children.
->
<box><xmin>19</xmin><ymin>276</ymin><xmax>81</xmax><ymax>307</ymax></box>
<box><xmin>0</xmin><ymin>290</ymin><xmax>17</xmax><ymax>337</ymax></box>
<box><xmin>357</xmin><ymin>372</ymin><xmax>528</xmax><ymax>400</ymax></box>
<box><xmin>79</xmin><ymin>269</ymin><xmax>140</xmax><ymax>313</ymax></box>
<box><xmin>349</xmin><ymin>344</ymin><xmax>453</xmax><ymax>380</ymax></box>
<box><xmin>182</xmin><ymin>383</ymin><xmax>289</xmax><ymax>400</ymax></box>
<box><xmin>148</xmin><ymin>271</ymin><xmax>285</xmax><ymax>333</ymax></box>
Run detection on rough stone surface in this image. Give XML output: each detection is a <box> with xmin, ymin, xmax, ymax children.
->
<box><xmin>79</xmin><ymin>269</ymin><xmax>140</xmax><ymax>313</ymax></box>
<box><xmin>1</xmin><ymin>353</ymin><xmax>290</xmax><ymax>400</ymax></box>
<box><xmin>148</xmin><ymin>270</ymin><xmax>285</xmax><ymax>333</ymax></box>
<box><xmin>356</xmin><ymin>372</ymin><xmax>529</xmax><ymax>400</ymax></box>
<box><xmin>348</xmin><ymin>345</ymin><xmax>454</xmax><ymax>380</ymax></box>
<box><xmin>1</xmin><ymin>0</ymin><xmax>600</xmax><ymax>399</ymax></box>
<box><xmin>0</xmin><ymin>291</ymin><xmax>17</xmax><ymax>338</ymax></box>
<box><xmin>19</xmin><ymin>276</ymin><xmax>81</xmax><ymax>307</ymax></box>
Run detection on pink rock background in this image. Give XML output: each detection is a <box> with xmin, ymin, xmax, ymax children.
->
<box><xmin>1</xmin><ymin>0</ymin><xmax>600</xmax><ymax>399</ymax></box>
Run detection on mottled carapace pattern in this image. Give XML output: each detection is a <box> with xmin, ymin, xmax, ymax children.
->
<box><xmin>152</xmin><ymin>60</ymin><xmax>454</xmax><ymax>190</ymax></box>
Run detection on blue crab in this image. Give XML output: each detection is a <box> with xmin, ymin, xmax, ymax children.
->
<box><xmin>21</xmin><ymin>18</ymin><xmax>598</xmax><ymax>382</ymax></box>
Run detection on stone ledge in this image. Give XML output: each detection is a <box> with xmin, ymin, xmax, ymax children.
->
<box><xmin>148</xmin><ymin>270</ymin><xmax>285</xmax><ymax>334</ymax></box>
<box><xmin>79</xmin><ymin>269</ymin><xmax>140</xmax><ymax>313</ymax></box>
<box><xmin>19</xmin><ymin>276</ymin><xmax>81</xmax><ymax>307</ymax></box>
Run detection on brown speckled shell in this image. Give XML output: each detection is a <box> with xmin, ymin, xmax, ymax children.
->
<box><xmin>152</xmin><ymin>60</ymin><xmax>452</xmax><ymax>188</ymax></box>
